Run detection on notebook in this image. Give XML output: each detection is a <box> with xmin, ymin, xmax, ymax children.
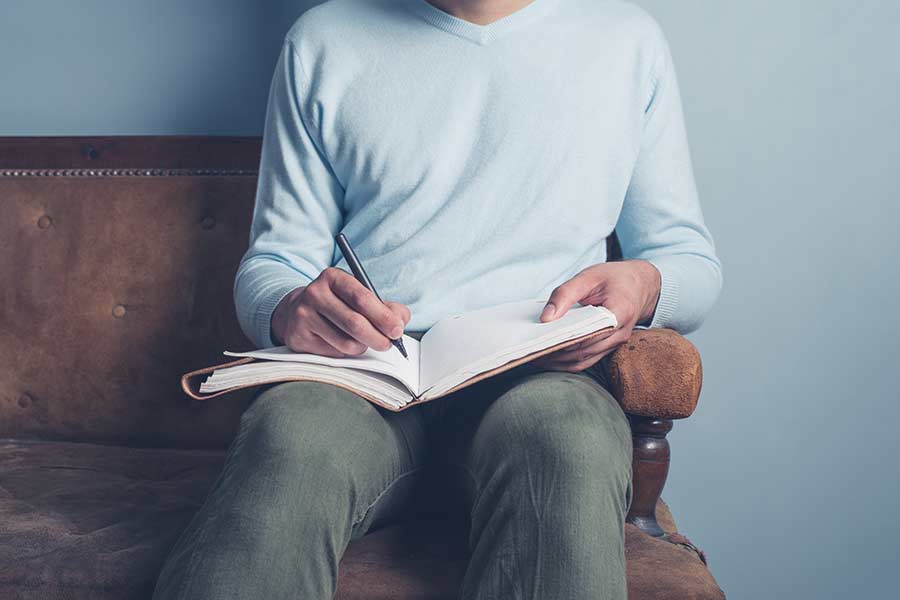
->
<box><xmin>181</xmin><ymin>298</ymin><xmax>617</xmax><ymax>411</ymax></box>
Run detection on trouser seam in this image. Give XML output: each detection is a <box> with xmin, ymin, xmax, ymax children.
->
<box><xmin>351</xmin><ymin>465</ymin><xmax>427</xmax><ymax>528</ymax></box>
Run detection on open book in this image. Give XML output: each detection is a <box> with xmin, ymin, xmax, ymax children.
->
<box><xmin>182</xmin><ymin>299</ymin><xmax>617</xmax><ymax>411</ymax></box>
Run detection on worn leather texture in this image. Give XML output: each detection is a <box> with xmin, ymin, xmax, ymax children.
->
<box><xmin>0</xmin><ymin>439</ymin><xmax>724</xmax><ymax>600</ymax></box>
<box><xmin>1</xmin><ymin>166</ymin><xmax>703</xmax><ymax>447</ymax></box>
<box><xmin>604</xmin><ymin>328</ymin><xmax>703</xmax><ymax>419</ymax></box>
<box><xmin>0</xmin><ymin>137</ymin><xmax>716</xmax><ymax>599</ymax></box>
<box><xmin>0</xmin><ymin>174</ymin><xmax>259</xmax><ymax>448</ymax></box>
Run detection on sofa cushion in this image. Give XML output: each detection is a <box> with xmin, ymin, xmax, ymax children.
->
<box><xmin>0</xmin><ymin>439</ymin><xmax>724</xmax><ymax>600</ymax></box>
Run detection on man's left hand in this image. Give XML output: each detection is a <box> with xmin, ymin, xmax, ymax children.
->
<box><xmin>532</xmin><ymin>260</ymin><xmax>662</xmax><ymax>373</ymax></box>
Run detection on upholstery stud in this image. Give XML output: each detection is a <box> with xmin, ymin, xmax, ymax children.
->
<box><xmin>112</xmin><ymin>304</ymin><xmax>127</xmax><ymax>318</ymax></box>
<box><xmin>17</xmin><ymin>394</ymin><xmax>32</xmax><ymax>408</ymax></box>
<box><xmin>37</xmin><ymin>215</ymin><xmax>52</xmax><ymax>229</ymax></box>
<box><xmin>0</xmin><ymin>166</ymin><xmax>261</xmax><ymax>447</ymax></box>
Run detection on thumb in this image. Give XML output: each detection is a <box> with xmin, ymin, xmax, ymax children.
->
<box><xmin>541</xmin><ymin>275</ymin><xmax>595</xmax><ymax>323</ymax></box>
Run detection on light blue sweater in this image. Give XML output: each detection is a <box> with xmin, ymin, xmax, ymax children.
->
<box><xmin>235</xmin><ymin>0</ymin><xmax>722</xmax><ymax>349</ymax></box>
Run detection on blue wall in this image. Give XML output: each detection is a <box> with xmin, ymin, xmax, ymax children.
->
<box><xmin>3</xmin><ymin>1</ymin><xmax>899</xmax><ymax>597</ymax></box>
<box><xmin>641</xmin><ymin>2</ymin><xmax>900</xmax><ymax>598</ymax></box>
<box><xmin>1</xmin><ymin>0</ymin><xmax>309</xmax><ymax>135</ymax></box>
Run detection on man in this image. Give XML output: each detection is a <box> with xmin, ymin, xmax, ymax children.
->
<box><xmin>153</xmin><ymin>0</ymin><xmax>721</xmax><ymax>598</ymax></box>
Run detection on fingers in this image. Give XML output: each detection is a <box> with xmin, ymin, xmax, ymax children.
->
<box><xmin>275</xmin><ymin>268</ymin><xmax>412</xmax><ymax>357</ymax></box>
<box><xmin>534</xmin><ymin>328</ymin><xmax>631</xmax><ymax>373</ymax></box>
<box><xmin>542</xmin><ymin>335</ymin><xmax>617</xmax><ymax>364</ymax></box>
<box><xmin>280</xmin><ymin>302</ymin><xmax>367</xmax><ymax>355</ymax></box>
<box><xmin>306</xmin><ymin>310</ymin><xmax>370</xmax><ymax>355</ymax></box>
<box><xmin>540</xmin><ymin>270</ymin><xmax>601</xmax><ymax>323</ymax></box>
<box><xmin>599</xmin><ymin>294</ymin><xmax>630</xmax><ymax>327</ymax></box>
<box><xmin>555</xmin><ymin>345</ymin><xmax>619</xmax><ymax>373</ymax></box>
<box><xmin>285</xmin><ymin>330</ymin><xmax>350</xmax><ymax>358</ymax></box>
<box><xmin>326</xmin><ymin>268</ymin><xmax>406</xmax><ymax>339</ymax></box>
<box><xmin>314</xmin><ymin>290</ymin><xmax>394</xmax><ymax>352</ymax></box>
<box><xmin>536</xmin><ymin>346</ymin><xmax>612</xmax><ymax>373</ymax></box>
<box><xmin>384</xmin><ymin>301</ymin><xmax>411</xmax><ymax>329</ymax></box>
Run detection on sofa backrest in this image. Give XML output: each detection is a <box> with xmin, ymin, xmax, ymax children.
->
<box><xmin>0</xmin><ymin>137</ymin><xmax>262</xmax><ymax>449</ymax></box>
<box><xmin>1</xmin><ymin>136</ymin><xmax>626</xmax><ymax>450</ymax></box>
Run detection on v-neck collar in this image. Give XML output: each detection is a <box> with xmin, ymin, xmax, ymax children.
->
<box><xmin>407</xmin><ymin>0</ymin><xmax>560</xmax><ymax>46</ymax></box>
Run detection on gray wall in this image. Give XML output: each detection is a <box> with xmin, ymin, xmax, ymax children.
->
<box><xmin>1</xmin><ymin>0</ymin><xmax>304</xmax><ymax>135</ymax></box>
<box><xmin>645</xmin><ymin>3</ymin><xmax>900</xmax><ymax>598</ymax></box>
<box><xmin>2</xmin><ymin>1</ymin><xmax>898</xmax><ymax>597</ymax></box>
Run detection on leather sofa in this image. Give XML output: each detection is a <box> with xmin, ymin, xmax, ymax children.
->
<box><xmin>0</xmin><ymin>137</ymin><xmax>725</xmax><ymax>599</ymax></box>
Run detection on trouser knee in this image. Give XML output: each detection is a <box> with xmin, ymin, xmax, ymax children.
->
<box><xmin>472</xmin><ymin>371</ymin><xmax>633</xmax><ymax>511</ymax></box>
<box><xmin>230</xmin><ymin>382</ymin><xmax>373</xmax><ymax>518</ymax></box>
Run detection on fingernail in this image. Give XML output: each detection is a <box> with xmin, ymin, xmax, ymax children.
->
<box><xmin>391</xmin><ymin>327</ymin><xmax>403</xmax><ymax>338</ymax></box>
<box><xmin>540</xmin><ymin>303</ymin><xmax>555</xmax><ymax>321</ymax></box>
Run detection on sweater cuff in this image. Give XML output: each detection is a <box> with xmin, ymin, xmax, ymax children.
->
<box><xmin>256</xmin><ymin>279</ymin><xmax>308</xmax><ymax>348</ymax></box>
<box><xmin>645</xmin><ymin>257</ymin><xmax>679</xmax><ymax>330</ymax></box>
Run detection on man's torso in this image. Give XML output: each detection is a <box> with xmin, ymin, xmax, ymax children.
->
<box><xmin>286</xmin><ymin>0</ymin><xmax>662</xmax><ymax>330</ymax></box>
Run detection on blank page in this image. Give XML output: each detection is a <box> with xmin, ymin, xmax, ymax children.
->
<box><xmin>419</xmin><ymin>299</ymin><xmax>617</xmax><ymax>397</ymax></box>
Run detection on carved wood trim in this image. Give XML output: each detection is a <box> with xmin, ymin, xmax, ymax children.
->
<box><xmin>627</xmin><ymin>416</ymin><xmax>673</xmax><ymax>538</ymax></box>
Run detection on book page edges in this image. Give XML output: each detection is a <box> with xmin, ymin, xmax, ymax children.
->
<box><xmin>180</xmin><ymin>356</ymin><xmax>411</xmax><ymax>411</ymax></box>
<box><xmin>181</xmin><ymin>356</ymin><xmax>256</xmax><ymax>400</ymax></box>
<box><xmin>180</xmin><ymin>326</ymin><xmax>616</xmax><ymax>412</ymax></box>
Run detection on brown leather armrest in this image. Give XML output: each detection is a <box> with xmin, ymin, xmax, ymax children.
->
<box><xmin>603</xmin><ymin>329</ymin><xmax>702</xmax><ymax>420</ymax></box>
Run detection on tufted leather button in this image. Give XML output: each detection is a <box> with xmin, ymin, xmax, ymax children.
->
<box><xmin>112</xmin><ymin>304</ymin><xmax>127</xmax><ymax>318</ymax></box>
<box><xmin>201</xmin><ymin>216</ymin><xmax>216</xmax><ymax>230</ymax></box>
<box><xmin>17</xmin><ymin>394</ymin><xmax>32</xmax><ymax>408</ymax></box>
<box><xmin>37</xmin><ymin>215</ymin><xmax>52</xmax><ymax>229</ymax></box>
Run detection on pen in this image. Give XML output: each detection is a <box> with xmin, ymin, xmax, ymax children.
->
<box><xmin>334</xmin><ymin>233</ymin><xmax>409</xmax><ymax>360</ymax></box>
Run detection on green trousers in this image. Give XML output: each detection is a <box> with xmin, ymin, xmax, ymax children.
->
<box><xmin>153</xmin><ymin>354</ymin><xmax>633</xmax><ymax>600</ymax></box>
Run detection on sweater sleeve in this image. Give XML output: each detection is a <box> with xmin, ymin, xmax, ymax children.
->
<box><xmin>615</xmin><ymin>28</ymin><xmax>723</xmax><ymax>334</ymax></box>
<box><xmin>234</xmin><ymin>40</ymin><xmax>345</xmax><ymax>349</ymax></box>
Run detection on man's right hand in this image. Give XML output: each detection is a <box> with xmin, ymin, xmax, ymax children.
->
<box><xmin>270</xmin><ymin>267</ymin><xmax>411</xmax><ymax>357</ymax></box>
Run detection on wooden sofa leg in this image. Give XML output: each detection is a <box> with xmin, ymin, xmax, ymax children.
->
<box><xmin>627</xmin><ymin>416</ymin><xmax>673</xmax><ymax>538</ymax></box>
